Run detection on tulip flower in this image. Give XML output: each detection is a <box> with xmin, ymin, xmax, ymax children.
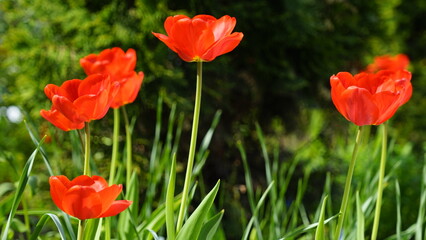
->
<box><xmin>152</xmin><ymin>14</ymin><xmax>244</xmax><ymax>62</ymax></box>
<box><xmin>365</xmin><ymin>54</ymin><xmax>410</xmax><ymax>73</ymax></box>
<box><xmin>330</xmin><ymin>70</ymin><xmax>412</xmax><ymax>126</ymax></box>
<box><xmin>49</xmin><ymin>175</ymin><xmax>132</xmax><ymax>220</ymax></box>
<box><xmin>80</xmin><ymin>48</ymin><xmax>144</xmax><ymax>108</ymax></box>
<box><xmin>40</xmin><ymin>74</ymin><xmax>118</xmax><ymax>131</ymax></box>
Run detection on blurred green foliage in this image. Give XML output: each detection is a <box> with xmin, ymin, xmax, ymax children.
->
<box><xmin>1</xmin><ymin>0</ymin><xmax>426</xmax><ymax>238</ymax></box>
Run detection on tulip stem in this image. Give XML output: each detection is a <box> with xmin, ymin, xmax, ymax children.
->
<box><xmin>371</xmin><ymin>123</ymin><xmax>388</xmax><ymax>240</ymax></box>
<box><xmin>176</xmin><ymin>61</ymin><xmax>203</xmax><ymax>233</ymax></box>
<box><xmin>83</xmin><ymin>122</ymin><xmax>91</xmax><ymax>176</ymax></box>
<box><xmin>122</xmin><ymin>106</ymin><xmax>132</xmax><ymax>188</ymax></box>
<box><xmin>334</xmin><ymin>126</ymin><xmax>364</xmax><ymax>240</ymax></box>
<box><xmin>77</xmin><ymin>220</ymin><xmax>85</xmax><ymax>240</ymax></box>
<box><xmin>109</xmin><ymin>108</ymin><xmax>120</xmax><ymax>185</ymax></box>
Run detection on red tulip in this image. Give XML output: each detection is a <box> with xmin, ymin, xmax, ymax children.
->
<box><xmin>365</xmin><ymin>54</ymin><xmax>410</xmax><ymax>73</ymax></box>
<box><xmin>152</xmin><ymin>15</ymin><xmax>244</xmax><ymax>62</ymax></box>
<box><xmin>330</xmin><ymin>70</ymin><xmax>412</xmax><ymax>126</ymax></box>
<box><xmin>40</xmin><ymin>74</ymin><xmax>118</xmax><ymax>131</ymax></box>
<box><xmin>80</xmin><ymin>48</ymin><xmax>144</xmax><ymax>108</ymax></box>
<box><xmin>49</xmin><ymin>175</ymin><xmax>132</xmax><ymax>220</ymax></box>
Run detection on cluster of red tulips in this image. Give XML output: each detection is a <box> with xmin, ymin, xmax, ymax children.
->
<box><xmin>36</xmin><ymin>13</ymin><xmax>412</xmax><ymax>240</ymax></box>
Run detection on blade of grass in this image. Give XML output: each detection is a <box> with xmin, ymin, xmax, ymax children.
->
<box><xmin>30</xmin><ymin>213</ymin><xmax>67</xmax><ymax>240</ymax></box>
<box><xmin>315</xmin><ymin>195</ymin><xmax>328</xmax><ymax>240</ymax></box>
<box><xmin>24</xmin><ymin>121</ymin><xmax>54</xmax><ymax>176</ymax></box>
<box><xmin>237</xmin><ymin>141</ymin><xmax>263</xmax><ymax>240</ymax></box>
<box><xmin>279</xmin><ymin>214</ymin><xmax>339</xmax><ymax>240</ymax></box>
<box><xmin>1</xmin><ymin>140</ymin><xmax>42</xmax><ymax>240</ymax></box>
<box><xmin>198</xmin><ymin>210</ymin><xmax>224</xmax><ymax>240</ymax></box>
<box><xmin>242</xmin><ymin>181</ymin><xmax>274</xmax><ymax>240</ymax></box>
<box><xmin>166</xmin><ymin>154</ymin><xmax>177</xmax><ymax>240</ymax></box>
<box><xmin>415</xmin><ymin>160</ymin><xmax>426</xmax><ymax>240</ymax></box>
<box><xmin>395</xmin><ymin>179</ymin><xmax>401</xmax><ymax>240</ymax></box>
<box><xmin>176</xmin><ymin>180</ymin><xmax>220</xmax><ymax>240</ymax></box>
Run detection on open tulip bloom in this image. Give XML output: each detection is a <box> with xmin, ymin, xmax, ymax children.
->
<box><xmin>152</xmin><ymin>14</ymin><xmax>244</xmax><ymax>62</ymax></box>
<box><xmin>49</xmin><ymin>175</ymin><xmax>132</xmax><ymax>220</ymax></box>
<box><xmin>41</xmin><ymin>74</ymin><xmax>119</xmax><ymax>131</ymax></box>
<box><xmin>331</xmin><ymin>67</ymin><xmax>412</xmax><ymax>240</ymax></box>
<box><xmin>330</xmin><ymin>69</ymin><xmax>412</xmax><ymax>126</ymax></box>
<box><xmin>80</xmin><ymin>47</ymin><xmax>144</xmax><ymax>108</ymax></box>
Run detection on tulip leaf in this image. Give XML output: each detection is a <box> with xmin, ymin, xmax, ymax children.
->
<box><xmin>176</xmin><ymin>180</ymin><xmax>220</xmax><ymax>240</ymax></box>
<box><xmin>279</xmin><ymin>214</ymin><xmax>339</xmax><ymax>240</ymax></box>
<box><xmin>198</xmin><ymin>209</ymin><xmax>224</xmax><ymax>240</ymax></box>
<box><xmin>30</xmin><ymin>213</ymin><xmax>66</xmax><ymax>240</ymax></box>
<box><xmin>24</xmin><ymin>121</ymin><xmax>54</xmax><ymax>176</ymax></box>
<box><xmin>145</xmin><ymin>229</ymin><xmax>161</xmax><ymax>240</ymax></box>
<box><xmin>242</xmin><ymin>181</ymin><xmax>274</xmax><ymax>240</ymax></box>
<box><xmin>314</xmin><ymin>195</ymin><xmax>328</xmax><ymax>240</ymax></box>
<box><xmin>0</xmin><ymin>144</ymin><xmax>40</xmax><ymax>240</ymax></box>
<box><xmin>166</xmin><ymin>154</ymin><xmax>177</xmax><ymax>240</ymax></box>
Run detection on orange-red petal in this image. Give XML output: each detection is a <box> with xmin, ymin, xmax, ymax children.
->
<box><xmin>49</xmin><ymin>176</ymin><xmax>70</xmax><ymax>211</ymax></box>
<box><xmin>339</xmin><ymin>87</ymin><xmax>379</xmax><ymax>126</ymax></box>
<box><xmin>61</xmin><ymin>185</ymin><xmax>103</xmax><ymax>220</ymax></box>
<box><xmin>40</xmin><ymin>108</ymin><xmax>84</xmax><ymax>131</ymax></box>
<box><xmin>97</xmin><ymin>184</ymin><xmax>123</xmax><ymax>213</ymax></box>
<box><xmin>99</xmin><ymin>200</ymin><xmax>132</xmax><ymax>218</ymax></box>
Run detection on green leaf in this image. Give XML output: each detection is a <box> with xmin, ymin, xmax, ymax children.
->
<box><xmin>166</xmin><ymin>154</ymin><xmax>177</xmax><ymax>240</ymax></box>
<box><xmin>279</xmin><ymin>214</ymin><xmax>339</xmax><ymax>240</ymax></box>
<box><xmin>1</xmin><ymin>146</ymin><xmax>40</xmax><ymax>240</ymax></box>
<box><xmin>315</xmin><ymin>195</ymin><xmax>328</xmax><ymax>240</ymax></box>
<box><xmin>198</xmin><ymin>210</ymin><xmax>224</xmax><ymax>240</ymax></box>
<box><xmin>24</xmin><ymin>121</ymin><xmax>54</xmax><ymax>176</ymax></box>
<box><xmin>30</xmin><ymin>213</ymin><xmax>67</xmax><ymax>240</ymax></box>
<box><xmin>242</xmin><ymin>181</ymin><xmax>274</xmax><ymax>240</ymax></box>
<box><xmin>176</xmin><ymin>180</ymin><xmax>220</xmax><ymax>240</ymax></box>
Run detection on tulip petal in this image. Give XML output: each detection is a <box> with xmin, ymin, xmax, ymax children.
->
<box><xmin>211</xmin><ymin>15</ymin><xmax>236</xmax><ymax>41</ymax></box>
<box><xmin>111</xmin><ymin>71</ymin><xmax>144</xmax><ymax>108</ymax></box>
<box><xmin>49</xmin><ymin>176</ymin><xmax>70</xmax><ymax>211</ymax></box>
<box><xmin>97</xmin><ymin>184</ymin><xmax>123</xmax><ymax>213</ymax></box>
<box><xmin>202</xmin><ymin>32</ymin><xmax>243</xmax><ymax>62</ymax></box>
<box><xmin>99</xmin><ymin>200</ymin><xmax>132</xmax><ymax>218</ymax></box>
<box><xmin>330</xmin><ymin>74</ymin><xmax>349</xmax><ymax>119</ymax></box>
<box><xmin>40</xmin><ymin>108</ymin><xmax>85</xmax><ymax>131</ymax></box>
<box><xmin>74</xmin><ymin>90</ymin><xmax>110</xmax><ymax>121</ymax></box>
<box><xmin>69</xmin><ymin>175</ymin><xmax>95</xmax><ymax>187</ymax></box>
<box><xmin>340</xmin><ymin>87</ymin><xmax>379</xmax><ymax>126</ymax></box>
<box><xmin>373</xmin><ymin>91</ymin><xmax>400</xmax><ymax>125</ymax></box>
<box><xmin>164</xmin><ymin>15</ymin><xmax>188</xmax><ymax>36</ymax></box>
<box><xmin>52</xmin><ymin>95</ymin><xmax>83</xmax><ymax>123</ymax></box>
<box><xmin>44</xmin><ymin>84</ymin><xmax>61</xmax><ymax>100</ymax></box>
<box><xmin>91</xmin><ymin>175</ymin><xmax>109</xmax><ymax>191</ymax></box>
<box><xmin>62</xmin><ymin>186</ymin><xmax>103</xmax><ymax>220</ymax></box>
<box><xmin>78</xmin><ymin>74</ymin><xmax>109</xmax><ymax>96</ymax></box>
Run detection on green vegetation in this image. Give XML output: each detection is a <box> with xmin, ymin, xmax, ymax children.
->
<box><xmin>1</xmin><ymin>0</ymin><xmax>425</xmax><ymax>239</ymax></box>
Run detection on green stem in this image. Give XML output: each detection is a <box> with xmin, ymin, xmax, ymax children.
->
<box><xmin>371</xmin><ymin>123</ymin><xmax>388</xmax><ymax>240</ymax></box>
<box><xmin>77</xmin><ymin>220</ymin><xmax>85</xmax><ymax>240</ymax></box>
<box><xmin>109</xmin><ymin>108</ymin><xmax>120</xmax><ymax>185</ymax></box>
<box><xmin>176</xmin><ymin>61</ymin><xmax>203</xmax><ymax>233</ymax></box>
<box><xmin>104</xmin><ymin>218</ymin><xmax>111</xmax><ymax>240</ymax></box>
<box><xmin>83</xmin><ymin>122</ymin><xmax>91</xmax><ymax>176</ymax></box>
<box><xmin>22</xmin><ymin>196</ymin><xmax>30</xmax><ymax>240</ymax></box>
<box><xmin>122</xmin><ymin>107</ymin><xmax>132</xmax><ymax>187</ymax></box>
<box><xmin>334</xmin><ymin>126</ymin><xmax>364</xmax><ymax>240</ymax></box>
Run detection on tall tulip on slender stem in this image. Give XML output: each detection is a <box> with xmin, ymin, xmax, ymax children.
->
<box><xmin>330</xmin><ymin>69</ymin><xmax>412</xmax><ymax>240</ymax></box>
<box><xmin>153</xmin><ymin>14</ymin><xmax>243</xmax><ymax>235</ymax></box>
